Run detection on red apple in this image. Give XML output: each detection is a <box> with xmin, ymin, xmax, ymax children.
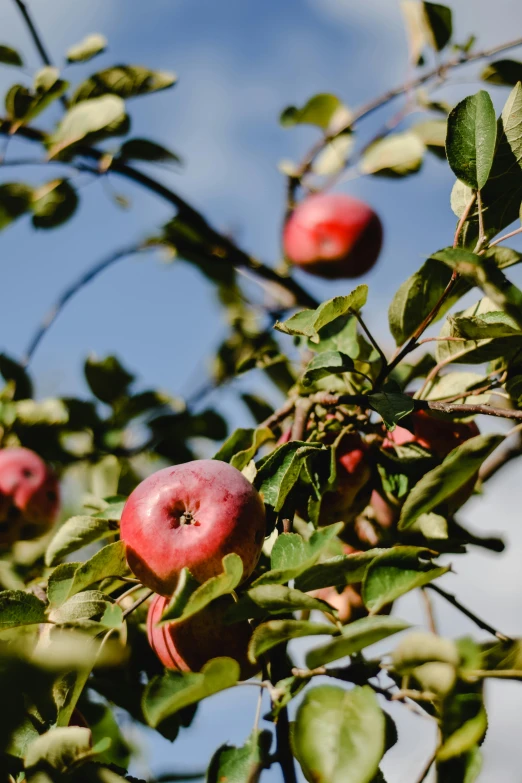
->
<box><xmin>319</xmin><ymin>433</ymin><xmax>372</xmax><ymax>525</ymax></box>
<box><xmin>313</xmin><ymin>584</ymin><xmax>367</xmax><ymax>624</ymax></box>
<box><xmin>120</xmin><ymin>459</ymin><xmax>266</xmax><ymax>596</ymax></box>
<box><xmin>147</xmin><ymin>593</ymin><xmax>258</xmax><ymax>679</ymax></box>
<box><xmin>383</xmin><ymin>410</ymin><xmax>479</xmax><ymax>459</ymax></box>
<box><xmin>283</xmin><ymin>193</ymin><xmax>383</xmax><ymax>279</ymax></box>
<box><xmin>384</xmin><ymin>412</ymin><xmax>480</xmax><ymax>512</ymax></box>
<box><xmin>69</xmin><ymin>708</ymin><xmax>89</xmax><ymax>728</ymax></box>
<box><xmin>0</xmin><ymin>447</ymin><xmax>60</xmax><ymax>547</ymax></box>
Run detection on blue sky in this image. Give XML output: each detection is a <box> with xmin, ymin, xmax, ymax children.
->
<box><xmin>2</xmin><ymin>1</ymin><xmax>522</xmax><ymax>780</ymax></box>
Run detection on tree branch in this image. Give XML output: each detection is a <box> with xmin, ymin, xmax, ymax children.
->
<box><xmin>23</xmin><ymin>243</ymin><xmax>147</xmax><ymax>365</ymax></box>
<box><xmin>479</xmin><ymin>431</ymin><xmax>522</xmax><ymax>482</ymax></box>
<box><xmin>308</xmin><ymin>391</ymin><xmax>522</xmax><ymax>422</ymax></box>
<box><xmin>288</xmin><ymin>36</ymin><xmax>522</xmax><ymax>200</ymax></box>
<box><xmin>0</xmin><ymin>118</ymin><xmax>319</xmax><ymax>310</ymax></box>
<box><xmin>425</xmin><ymin>583</ymin><xmax>511</xmax><ymax>642</ymax></box>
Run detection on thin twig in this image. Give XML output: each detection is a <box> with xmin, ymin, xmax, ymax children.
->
<box><xmin>122</xmin><ymin>588</ymin><xmax>153</xmax><ymax>620</ymax></box>
<box><xmin>421</xmin><ymin>588</ymin><xmax>437</xmax><ymax>635</ymax></box>
<box><xmin>261</xmin><ymin>398</ymin><xmax>296</xmax><ymax>431</ymax></box>
<box><xmin>426</xmin><ymin>583</ymin><xmax>511</xmax><ymax>642</ymax></box>
<box><xmin>488</xmin><ymin>225</ymin><xmax>522</xmax><ymax>248</ymax></box>
<box><xmin>288</xmin><ymin>37</ymin><xmax>522</xmax><ymax>200</ymax></box>
<box><xmin>0</xmin><ymin>120</ymin><xmax>319</xmax><ymax>310</ymax></box>
<box><xmin>353</xmin><ymin>311</ymin><xmax>388</xmax><ymax>370</ymax></box>
<box><xmin>23</xmin><ymin>243</ymin><xmax>147</xmax><ymax>365</ymax></box>
<box><xmin>453</xmin><ymin>194</ymin><xmax>477</xmax><ymax>248</ymax></box>
<box><xmin>479</xmin><ymin>431</ymin><xmax>522</xmax><ymax>482</ymax></box>
<box><xmin>291</xmin><ymin>398</ymin><xmax>313</xmax><ymax>441</ymax></box>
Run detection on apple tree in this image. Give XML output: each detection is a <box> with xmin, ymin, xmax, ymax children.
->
<box><xmin>0</xmin><ymin>2</ymin><xmax>522</xmax><ymax>782</ymax></box>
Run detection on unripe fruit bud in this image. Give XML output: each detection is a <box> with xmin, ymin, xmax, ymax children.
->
<box><xmin>147</xmin><ymin>593</ymin><xmax>258</xmax><ymax>679</ymax></box>
<box><xmin>120</xmin><ymin>460</ymin><xmax>266</xmax><ymax>596</ymax></box>
<box><xmin>0</xmin><ymin>447</ymin><xmax>60</xmax><ymax>547</ymax></box>
<box><xmin>283</xmin><ymin>193</ymin><xmax>383</xmax><ymax>279</ymax></box>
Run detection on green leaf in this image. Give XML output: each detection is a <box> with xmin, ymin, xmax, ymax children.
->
<box><xmin>48</xmin><ymin>590</ymin><xmax>122</xmax><ymax>627</ymax></box>
<box><xmin>25</xmin><ymin>727</ymin><xmax>95</xmax><ymax>775</ymax></box>
<box><xmin>66</xmin><ymin>33</ymin><xmax>107</xmax><ymax>63</ymax></box>
<box><xmin>452</xmin><ymin>85</ymin><xmax>522</xmax><ymax>246</ymax></box>
<box><xmin>45</xmin><ymin>515</ymin><xmax>118</xmax><ymax>567</ymax></box>
<box><xmin>280</xmin><ymin>93</ymin><xmax>351</xmax><ymax>132</ymax></box>
<box><xmin>450</xmin><ymin>311</ymin><xmax>521</xmax><ymax>342</ymax></box>
<box><xmin>438</xmin><ymin>695</ymin><xmax>487</xmax><ymax>761</ymax></box>
<box><xmin>398</xmin><ymin>433</ymin><xmax>504</xmax><ymax>530</ymax></box>
<box><xmin>360</xmin><ymin>132</ymin><xmax>425</xmax><ymax>177</ymax></box>
<box><xmin>446</xmin><ymin>90</ymin><xmax>497</xmax><ymax>189</ymax></box>
<box><xmin>312</xmin><ymin>133</ymin><xmax>354</xmax><ymax>176</ymax></box>
<box><xmin>248</xmin><ymin>620</ymin><xmax>336</xmax><ymax>662</ymax></box>
<box><xmin>214</xmin><ymin>427</ymin><xmax>274</xmax><ymax>471</ymax></box>
<box><xmin>435</xmin><ymin>296</ymin><xmax>522</xmax><ymax>366</ymax></box>
<box><xmin>275</xmin><ymin>288</ymin><xmax>368</xmax><ymax>342</ymax></box>
<box><xmin>0</xmin><ymin>45</ymin><xmax>23</xmax><ymax>67</ymax></box>
<box><xmin>80</xmin><ymin>699</ymin><xmax>130</xmax><ymax>768</ymax></box>
<box><xmin>31</xmin><ymin>179</ymin><xmax>78</xmax><ymax>229</ymax></box>
<box><xmin>0</xmin><ymin>182</ymin><xmax>33</xmax><ymax>230</ymax></box>
<box><xmin>117</xmin><ymin>137</ymin><xmax>182</xmax><ymax>165</ymax></box>
<box><xmin>0</xmin><ymin>590</ymin><xmax>46</xmax><ymax>629</ymax></box>
<box><xmin>142</xmin><ymin>658</ymin><xmax>239</xmax><ymax>728</ymax></box>
<box><xmin>254</xmin><ymin>441</ymin><xmax>324</xmax><ymax>512</ymax></box>
<box><xmin>66</xmin><ymin>541</ymin><xmax>129</xmax><ymax>599</ymax></box>
<box><xmin>252</xmin><ymin>524</ymin><xmax>343</xmax><ymax>586</ymax></box>
<box><xmin>47</xmin><ymin>562</ymin><xmax>81</xmax><ymax>608</ymax></box>
<box><xmin>368</xmin><ymin>391</ymin><xmax>415</xmax><ymax>430</ymax></box>
<box><xmin>388</xmin><ymin>258</ymin><xmax>454</xmax><ymax>345</ymax></box>
<box><xmin>207</xmin><ymin>730</ymin><xmax>272</xmax><ymax>783</ymax></box>
<box><xmin>293</xmin><ymin>685</ymin><xmax>385</xmax><ymax>783</ymax></box>
<box><xmin>227</xmin><ymin>584</ymin><xmax>338</xmax><ymax>622</ymax></box>
<box><xmin>301</xmin><ymin>351</ymin><xmax>355</xmax><ymax>386</ymax></box>
<box><xmin>0</xmin><ymin>352</ymin><xmax>33</xmax><ymax>399</ymax></box>
<box><xmin>306</xmin><ymin>616</ymin><xmax>410</xmax><ymax>669</ymax></box>
<box><xmin>362</xmin><ymin>547</ymin><xmax>449</xmax><ymax>613</ymax></box>
<box><xmin>84</xmin><ymin>354</ymin><xmax>134</xmax><ymax>404</ymax></box>
<box><xmin>6</xmin><ymin>68</ymin><xmax>68</xmax><ymax>130</ymax></box>
<box><xmin>423</xmin><ymin>2</ymin><xmax>452</xmax><ymax>51</ymax></box>
<box><xmin>159</xmin><ymin>553</ymin><xmax>243</xmax><ymax>624</ymax></box>
<box><xmin>391</xmin><ymin>631</ymin><xmax>459</xmax><ymax>671</ymax></box>
<box><xmin>481</xmin><ymin>59</ymin><xmax>522</xmax><ymax>87</ymax></box>
<box><xmin>295</xmin><ymin>550</ymin><xmax>386</xmax><ymax>593</ymax></box>
<box><xmin>72</xmin><ymin>64</ymin><xmax>176</xmax><ymax>103</ymax></box>
<box><xmin>412</xmin><ymin>119</ymin><xmax>447</xmax><ymax>151</ymax></box>
<box><xmin>423</xmin><ymin>371</ymin><xmax>490</xmax><ymax>403</ymax></box>
<box><xmin>15</xmin><ymin>397</ymin><xmax>68</xmax><ymax>425</ymax></box>
<box><xmin>48</xmin><ymin>95</ymin><xmax>126</xmax><ymax>158</ymax></box>
<box><xmin>433</xmin><ymin>247</ymin><xmax>522</xmax><ymax>331</ymax></box>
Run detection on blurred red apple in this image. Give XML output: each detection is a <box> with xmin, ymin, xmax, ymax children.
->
<box><xmin>283</xmin><ymin>193</ymin><xmax>383</xmax><ymax>279</ymax></box>
<box><xmin>0</xmin><ymin>447</ymin><xmax>59</xmax><ymax>547</ymax></box>
<box><xmin>319</xmin><ymin>433</ymin><xmax>372</xmax><ymax>525</ymax></box>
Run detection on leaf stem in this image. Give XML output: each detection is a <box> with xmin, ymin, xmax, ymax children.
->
<box><xmin>425</xmin><ymin>583</ymin><xmax>511</xmax><ymax>642</ymax></box>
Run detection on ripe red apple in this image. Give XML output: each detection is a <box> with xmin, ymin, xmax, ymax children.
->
<box><xmin>0</xmin><ymin>447</ymin><xmax>60</xmax><ymax>547</ymax></box>
<box><xmin>384</xmin><ymin>412</ymin><xmax>480</xmax><ymax>513</ymax></box>
<box><xmin>383</xmin><ymin>410</ymin><xmax>479</xmax><ymax>459</ymax></box>
<box><xmin>283</xmin><ymin>193</ymin><xmax>383</xmax><ymax>279</ymax></box>
<box><xmin>120</xmin><ymin>460</ymin><xmax>266</xmax><ymax>596</ymax></box>
<box><xmin>319</xmin><ymin>433</ymin><xmax>372</xmax><ymax>525</ymax></box>
<box><xmin>147</xmin><ymin>593</ymin><xmax>258</xmax><ymax>679</ymax></box>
